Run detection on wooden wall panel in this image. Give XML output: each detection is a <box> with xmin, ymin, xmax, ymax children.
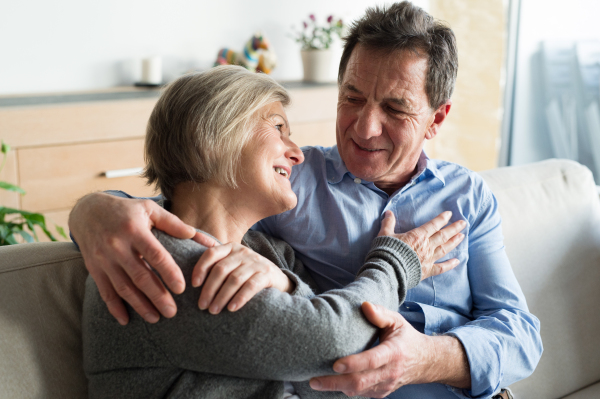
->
<box><xmin>426</xmin><ymin>0</ymin><xmax>505</xmax><ymax>171</ymax></box>
<box><xmin>292</xmin><ymin>120</ymin><xmax>337</xmax><ymax>149</ymax></box>
<box><xmin>18</xmin><ymin>139</ymin><xmax>156</xmax><ymax>212</ymax></box>
<box><xmin>0</xmin><ymin>99</ymin><xmax>156</xmax><ymax>148</ymax></box>
<box><xmin>286</xmin><ymin>87</ymin><xmax>338</xmax><ymax>124</ymax></box>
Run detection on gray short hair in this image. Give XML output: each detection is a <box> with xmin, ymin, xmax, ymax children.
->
<box><xmin>143</xmin><ymin>65</ymin><xmax>290</xmax><ymax>199</ymax></box>
<box><xmin>338</xmin><ymin>1</ymin><xmax>458</xmax><ymax>109</ymax></box>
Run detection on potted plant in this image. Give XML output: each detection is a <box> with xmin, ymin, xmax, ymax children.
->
<box><xmin>0</xmin><ymin>141</ymin><xmax>66</xmax><ymax>245</ymax></box>
<box><xmin>291</xmin><ymin>14</ymin><xmax>344</xmax><ymax>83</ymax></box>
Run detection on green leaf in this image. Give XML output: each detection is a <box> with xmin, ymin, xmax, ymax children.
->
<box><xmin>40</xmin><ymin>225</ymin><xmax>57</xmax><ymax>242</ymax></box>
<box><xmin>1</xmin><ymin>141</ymin><xmax>10</xmax><ymax>155</ymax></box>
<box><xmin>18</xmin><ymin>230</ymin><xmax>34</xmax><ymax>243</ymax></box>
<box><xmin>5</xmin><ymin>234</ymin><xmax>18</xmax><ymax>245</ymax></box>
<box><xmin>55</xmin><ymin>225</ymin><xmax>67</xmax><ymax>239</ymax></box>
<box><xmin>0</xmin><ymin>181</ymin><xmax>26</xmax><ymax>194</ymax></box>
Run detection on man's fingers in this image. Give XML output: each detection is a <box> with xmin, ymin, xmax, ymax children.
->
<box><xmin>148</xmin><ymin>202</ymin><xmax>196</xmax><ymax>239</ymax></box>
<box><xmin>136</xmin><ymin>229</ymin><xmax>185</xmax><ymax>294</ymax></box>
<box><xmin>91</xmin><ymin>268</ymin><xmax>130</xmax><ymax>325</ymax></box>
<box><xmin>361</xmin><ymin>301</ymin><xmax>404</xmax><ymax>329</ymax></box>
<box><xmin>377</xmin><ymin>211</ymin><xmax>396</xmax><ymax>237</ymax></box>
<box><xmin>105</xmin><ymin>263</ymin><xmax>162</xmax><ymax>323</ymax></box>
<box><xmin>192</xmin><ymin>245</ymin><xmax>233</xmax><ymax>288</ymax></box>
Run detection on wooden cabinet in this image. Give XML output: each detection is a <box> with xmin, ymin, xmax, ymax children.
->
<box><xmin>0</xmin><ymin>84</ymin><xmax>338</xmax><ymax>240</ymax></box>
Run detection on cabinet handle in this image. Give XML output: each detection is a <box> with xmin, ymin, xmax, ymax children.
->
<box><xmin>104</xmin><ymin>167</ymin><xmax>144</xmax><ymax>179</ymax></box>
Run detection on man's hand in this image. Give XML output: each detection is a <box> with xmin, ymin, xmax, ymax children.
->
<box><xmin>309</xmin><ymin>302</ymin><xmax>471</xmax><ymax>397</ymax></box>
<box><xmin>378</xmin><ymin>211</ymin><xmax>466</xmax><ymax>280</ymax></box>
<box><xmin>69</xmin><ymin>192</ymin><xmax>217</xmax><ymax>325</ymax></box>
<box><xmin>193</xmin><ymin>243</ymin><xmax>294</xmax><ymax>314</ymax></box>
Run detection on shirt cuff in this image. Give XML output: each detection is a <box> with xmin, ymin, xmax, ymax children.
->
<box><xmin>445</xmin><ymin>326</ymin><xmax>503</xmax><ymax>398</ymax></box>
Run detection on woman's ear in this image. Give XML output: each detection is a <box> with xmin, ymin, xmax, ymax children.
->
<box><xmin>425</xmin><ymin>101</ymin><xmax>452</xmax><ymax>140</ymax></box>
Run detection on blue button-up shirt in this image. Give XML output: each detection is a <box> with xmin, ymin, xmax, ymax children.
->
<box><xmin>255</xmin><ymin>146</ymin><xmax>542</xmax><ymax>399</ymax></box>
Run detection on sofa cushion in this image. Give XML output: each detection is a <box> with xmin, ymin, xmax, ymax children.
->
<box><xmin>561</xmin><ymin>381</ymin><xmax>600</xmax><ymax>399</ymax></box>
<box><xmin>0</xmin><ymin>242</ymin><xmax>88</xmax><ymax>398</ymax></box>
<box><xmin>480</xmin><ymin>159</ymin><xmax>600</xmax><ymax>399</ymax></box>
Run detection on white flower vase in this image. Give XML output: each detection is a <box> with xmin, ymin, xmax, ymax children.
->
<box><xmin>301</xmin><ymin>49</ymin><xmax>333</xmax><ymax>83</ymax></box>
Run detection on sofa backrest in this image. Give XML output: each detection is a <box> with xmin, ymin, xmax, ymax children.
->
<box><xmin>0</xmin><ymin>242</ymin><xmax>88</xmax><ymax>399</ymax></box>
<box><xmin>480</xmin><ymin>159</ymin><xmax>600</xmax><ymax>399</ymax></box>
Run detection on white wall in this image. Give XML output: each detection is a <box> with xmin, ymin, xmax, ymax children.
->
<box><xmin>510</xmin><ymin>0</ymin><xmax>600</xmax><ymax>165</ymax></box>
<box><xmin>0</xmin><ymin>0</ymin><xmax>428</xmax><ymax>95</ymax></box>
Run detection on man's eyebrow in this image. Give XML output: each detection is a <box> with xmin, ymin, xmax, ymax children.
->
<box><xmin>342</xmin><ymin>84</ymin><xmax>362</xmax><ymax>94</ymax></box>
<box><xmin>268</xmin><ymin>113</ymin><xmax>289</xmax><ymax>127</ymax></box>
<box><xmin>386</xmin><ymin>97</ymin><xmax>414</xmax><ymax>111</ymax></box>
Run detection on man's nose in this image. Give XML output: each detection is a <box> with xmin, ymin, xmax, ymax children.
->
<box><xmin>355</xmin><ymin>105</ymin><xmax>383</xmax><ymax>140</ymax></box>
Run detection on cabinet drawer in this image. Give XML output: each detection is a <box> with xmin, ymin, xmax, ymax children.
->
<box><xmin>0</xmin><ymin>98</ymin><xmax>156</xmax><ymax>148</ymax></box>
<box><xmin>19</xmin><ymin>139</ymin><xmax>156</xmax><ymax>213</ymax></box>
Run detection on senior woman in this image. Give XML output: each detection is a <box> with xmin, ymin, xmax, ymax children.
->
<box><xmin>82</xmin><ymin>65</ymin><xmax>463</xmax><ymax>399</ymax></box>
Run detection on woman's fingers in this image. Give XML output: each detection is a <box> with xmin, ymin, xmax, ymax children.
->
<box><xmin>192</xmin><ymin>244</ymin><xmax>234</xmax><ymax>288</ymax></box>
<box><xmin>432</xmin><ymin>232</ymin><xmax>465</xmax><ymax>261</ymax></box>
<box><xmin>427</xmin><ymin>258</ymin><xmax>460</xmax><ymax>278</ymax></box>
<box><xmin>429</xmin><ymin>220</ymin><xmax>466</xmax><ymax>249</ymax></box>
<box><xmin>414</xmin><ymin>211</ymin><xmax>453</xmax><ymax>239</ymax></box>
<box><xmin>226</xmin><ymin>274</ymin><xmax>268</xmax><ymax>312</ymax></box>
<box><xmin>377</xmin><ymin>211</ymin><xmax>397</xmax><ymax>237</ymax></box>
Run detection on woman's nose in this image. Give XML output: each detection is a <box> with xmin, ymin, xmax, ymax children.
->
<box><xmin>286</xmin><ymin>140</ymin><xmax>305</xmax><ymax>165</ymax></box>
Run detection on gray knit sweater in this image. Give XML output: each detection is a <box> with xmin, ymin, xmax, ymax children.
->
<box><xmin>83</xmin><ymin>229</ymin><xmax>421</xmax><ymax>399</ymax></box>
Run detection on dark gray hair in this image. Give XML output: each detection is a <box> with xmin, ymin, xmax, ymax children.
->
<box><xmin>338</xmin><ymin>1</ymin><xmax>458</xmax><ymax>109</ymax></box>
<box><xmin>143</xmin><ymin>65</ymin><xmax>290</xmax><ymax>199</ymax></box>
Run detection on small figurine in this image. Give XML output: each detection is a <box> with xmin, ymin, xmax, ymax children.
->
<box><xmin>215</xmin><ymin>33</ymin><xmax>277</xmax><ymax>74</ymax></box>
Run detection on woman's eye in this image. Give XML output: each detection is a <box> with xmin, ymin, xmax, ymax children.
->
<box><xmin>275</xmin><ymin>124</ymin><xmax>284</xmax><ymax>132</ymax></box>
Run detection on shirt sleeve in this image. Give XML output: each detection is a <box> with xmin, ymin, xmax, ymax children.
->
<box><xmin>142</xmin><ymin>233</ymin><xmax>421</xmax><ymax>382</ymax></box>
<box><xmin>445</xmin><ymin>186</ymin><xmax>543</xmax><ymax>398</ymax></box>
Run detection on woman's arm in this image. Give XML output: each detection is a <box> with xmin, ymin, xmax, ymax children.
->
<box><xmin>138</xmin><ymin>229</ymin><xmax>418</xmax><ymax>382</ymax></box>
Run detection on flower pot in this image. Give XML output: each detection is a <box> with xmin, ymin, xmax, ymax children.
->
<box><xmin>301</xmin><ymin>49</ymin><xmax>333</xmax><ymax>83</ymax></box>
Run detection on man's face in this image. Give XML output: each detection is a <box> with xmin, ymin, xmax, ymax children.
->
<box><xmin>336</xmin><ymin>45</ymin><xmax>448</xmax><ymax>193</ymax></box>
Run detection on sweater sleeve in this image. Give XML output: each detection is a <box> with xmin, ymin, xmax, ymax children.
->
<box><xmin>145</xmin><ymin>231</ymin><xmax>421</xmax><ymax>382</ymax></box>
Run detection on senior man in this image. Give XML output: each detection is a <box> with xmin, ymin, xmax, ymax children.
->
<box><xmin>69</xmin><ymin>2</ymin><xmax>542</xmax><ymax>398</ymax></box>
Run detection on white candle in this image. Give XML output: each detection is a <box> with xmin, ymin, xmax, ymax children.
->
<box><xmin>140</xmin><ymin>56</ymin><xmax>162</xmax><ymax>84</ymax></box>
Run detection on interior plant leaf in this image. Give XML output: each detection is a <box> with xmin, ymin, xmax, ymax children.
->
<box><xmin>1</xmin><ymin>141</ymin><xmax>9</xmax><ymax>154</ymax></box>
<box><xmin>55</xmin><ymin>225</ymin><xmax>67</xmax><ymax>239</ymax></box>
<box><xmin>0</xmin><ymin>181</ymin><xmax>26</xmax><ymax>194</ymax></box>
<box><xmin>0</xmin><ymin>141</ymin><xmax>68</xmax><ymax>245</ymax></box>
<box><xmin>18</xmin><ymin>229</ymin><xmax>35</xmax><ymax>243</ymax></box>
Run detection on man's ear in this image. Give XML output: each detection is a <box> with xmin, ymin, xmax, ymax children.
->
<box><xmin>425</xmin><ymin>100</ymin><xmax>452</xmax><ymax>140</ymax></box>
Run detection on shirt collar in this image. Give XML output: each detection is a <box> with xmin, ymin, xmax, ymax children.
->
<box><xmin>326</xmin><ymin>147</ymin><xmax>445</xmax><ymax>187</ymax></box>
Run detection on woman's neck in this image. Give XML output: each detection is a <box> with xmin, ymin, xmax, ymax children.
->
<box><xmin>169</xmin><ymin>182</ymin><xmax>258</xmax><ymax>244</ymax></box>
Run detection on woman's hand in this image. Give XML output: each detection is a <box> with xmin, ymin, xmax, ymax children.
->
<box><xmin>378</xmin><ymin>211</ymin><xmax>466</xmax><ymax>280</ymax></box>
<box><xmin>192</xmin><ymin>243</ymin><xmax>295</xmax><ymax>314</ymax></box>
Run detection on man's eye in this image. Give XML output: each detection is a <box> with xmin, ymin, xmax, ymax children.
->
<box><xmin>387</xmin><ymin>106</ymin><xmax>403</xmax><ymax>114</ymax></box>
<box><xmin>347</xmin><ymin>97</ymin><xmax>360</xmax><ymax>103</ymax></box>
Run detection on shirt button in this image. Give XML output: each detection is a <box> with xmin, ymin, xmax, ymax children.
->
<box><xmin>354</xmin><ymin>178</ymin><xmax>361</xmax><ymax>184</ymax></box>
<box><xmin>432</xmin><ymin>332</ymin><xmax>438</xmax><ymax>336</ymax></box>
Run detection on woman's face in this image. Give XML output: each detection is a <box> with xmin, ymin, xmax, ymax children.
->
<box><xmin>238</xmin><ymin>101</ymin><xmax>304</xmax><ymax>217</ymax></box>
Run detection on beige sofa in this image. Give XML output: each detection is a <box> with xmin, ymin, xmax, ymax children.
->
<box><xmin>1</xmin><ymin>159</ymin><xmax>599</xmax><ymax>399</ymax></box>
